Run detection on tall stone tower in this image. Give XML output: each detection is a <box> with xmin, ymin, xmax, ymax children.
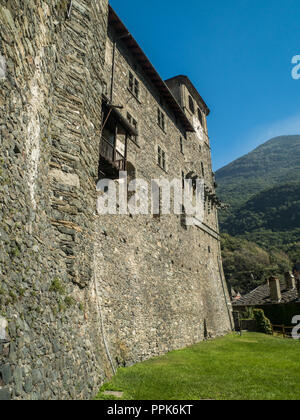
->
<box><xmin>0</xmin><ymin>0</ymin><xmax>111</xmax><ymax>400</ymax></box>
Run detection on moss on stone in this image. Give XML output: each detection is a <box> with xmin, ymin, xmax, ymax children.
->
<box><xmin>49</xmin><ymin>278</ymin><xmax>65</xmax><ymax>295</ymax></box>
<box><xmin>64</xmin><ymin>296</ymin><xmax>75</xmax><ymax>307</ymax></box>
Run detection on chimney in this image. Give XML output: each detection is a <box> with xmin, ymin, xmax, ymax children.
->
<box><xmin>269</xmin><ymin>276</ymin><xmax>281</xmax><ymax>302</ymax></box>
<box><xmin>285</xmin><ymin>272</ymin><xmax>296</xmax><ymax>290</ymax></box>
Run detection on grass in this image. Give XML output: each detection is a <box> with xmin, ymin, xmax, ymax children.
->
<box><xmin>95</xmin><ymin>333</ymin><xmax>300</xmax><ymax>400</ymax></box>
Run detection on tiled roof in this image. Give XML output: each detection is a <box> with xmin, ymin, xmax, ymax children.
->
<box><xmin>232</xmin><ymin>279</ymin><xmax>298</xmax><ymax>306</ymax></box>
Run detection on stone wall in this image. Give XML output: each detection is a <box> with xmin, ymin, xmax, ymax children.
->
<box><xmin>0</xmin><ymin>1</ymin><xmax>232</xmax><ymax>400</ymax></box>
<box><xmin>94</xmin><ymin>21</ymin><xmax>233</xmax><ymax>369</ymax></box>
<box><xmin>0</xmin><ymin>0</ymin><xmax>111</xmax><ymax>400</ymax></box>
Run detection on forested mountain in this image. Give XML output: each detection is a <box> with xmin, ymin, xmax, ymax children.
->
<box><xmin>216</xmin><ymin>135</ymin><xmax>300</xmax><ymax>294</ymax></box>
<box><xmin>222</xmin><ymin>183</ymin><xmax>300</xmax><ymax>238</ymax></box>
<box><xmin>216</xmin><ymin>135</ymin><xmax>300</xmax><ymax>212</ymax></box>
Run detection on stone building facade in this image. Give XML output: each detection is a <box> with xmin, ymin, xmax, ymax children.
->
<box><xmin>0</xmin><ymin>1</ymin><xmax>232</xmax><ymax>400</ymax></box>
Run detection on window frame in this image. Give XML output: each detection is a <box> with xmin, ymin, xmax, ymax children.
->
<box><xmin>157</xmin><ymin>108</ymin><xmax>166</xmax><ymax>132</ymax></box>
<box><xmin>181</xmin><ymin>171</ymin><xmax>185</xmax><ymax>189</ymax></box>
<box><xmin>198</xmin><ymin>107</ymin><xmax>203</xmax><ymax>127</ymax></box>
<box><xmin>127</xmin><ymin>112</ymin><xmax>138</xmax><ymax>144</ymax></box>
<box><xmin>158</xmin><ymin>145</ymin><xmax>167</xmax><ymax>171</ymax></box>
<box><xmin>180</xmin><ymin>136</ymin><xmax>184</xmax><ymax>154</ymax></box>
<box><xmin>201</xmin><ymin>162</ymin><xmax>205</xmax><ymax>177</ymax></box>
<box><xmin>188</xmin><ymin>95</ymin><xmax>195</xmax><ymax>114</ymax></box>
<box><xmin>128</xmin><ymin>71</ymin><xmax>140</xmax><ymax>100</ymax></box>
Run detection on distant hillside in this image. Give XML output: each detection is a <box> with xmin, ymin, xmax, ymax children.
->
<box><xmin>217</xmin><ymin>135</ymin><xmax>300</xmax><ymax>293</ymax></box>
<box><xmin>216</xmin><ymin>135</ymin><xmax>300</xmax><ymax>212</ymax></box>
<box><xmin>222</xmin><ymin>183</ymin><xmax>300</xmax><ymax>237</ymax></box>
<box><xmin>221</xmin><ymin>234</ymin><xmax>291</xmax><ymax>294</ymax></box>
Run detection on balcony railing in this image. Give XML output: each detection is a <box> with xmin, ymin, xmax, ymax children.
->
<box><xmin>100</xmin><ymin>136</ymin><xmax>126</xmax><ymax>173</ymax></box>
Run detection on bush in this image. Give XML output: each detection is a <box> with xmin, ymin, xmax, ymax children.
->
<box><xmin>253</xmin><ymin>309</ymin><xmax>273</xmax><ymax>335</ymax></box>
<box><xmin>241</xmin><ymin>307</ymin><xmax>254</xmax><ymax>320</ymax></box>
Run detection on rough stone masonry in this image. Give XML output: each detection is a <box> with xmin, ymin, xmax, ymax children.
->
<box><xmin>0</xmin><ymin>0</ymin><xmax>232</xmax><ymax>400</ymax></box>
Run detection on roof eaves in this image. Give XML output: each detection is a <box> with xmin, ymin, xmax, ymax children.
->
<box><xmin>108</xmin><ymin>6</ymin><xmax>195</xmax><ymax>133</ymax></box>
<box><xmin>165</xmin><ymin>75</ymin><xmax>210</xmax><ymax>116</ymax></box>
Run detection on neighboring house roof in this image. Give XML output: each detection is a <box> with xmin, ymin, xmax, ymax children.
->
<box><xmin>108</xmin><ymin>6</ymin><xmax>195</xmax><ymax>133</ymax></box>
<box><xmin>232</xmin><ymin>280</ymin><xmax>298</xmax><ymax>307</ymax></box>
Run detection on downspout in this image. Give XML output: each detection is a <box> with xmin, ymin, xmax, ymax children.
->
<box><xmin>110</xmin><ymin>32</ymin><xmax>130</xmax><ymax>103</ymax></box>
<box><xmin>110</xmin><ymin>37</ymin><xmax>116</xmax><ymax>102</ymax></box>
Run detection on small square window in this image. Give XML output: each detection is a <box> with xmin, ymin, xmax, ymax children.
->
<box><xmin>127</xmin><ymin>112</ymin><xmax>138</xmax><ymax>144</ymax></box>
<box><xmin>103</xmin><ymin>81</ymin><xmax>108</xmax><ymax>96</ymax></box>
<box><xmin>129</xmin><ymin>72</ymin><xmax>134</xmax><ymax>90</ymax></box>
<box><xmin>180</xmin><ymin>137</ymin><xmax>184</xmax><ymax>154</ymax></box>
<box><xmin>158</xmin><ymin>146</ymin><xmax>166</xmax><ymax>170</ymax></box>
<box><xmin>153</xmin><ymin>185</ymin><xmax>162</xmax><ymax>219</ymax></box>
<box><xmin>134</xmin><ymin>79</ymin><xmax>139</xmax><ymax>98</ymax></box>
<box><xmin>158</xmin><ymin>108</ymin><xmax>165</xmax><ymax>131</ymax></box>
<box><xmin>201</xmin><ymin>162</ymin><xmax>205</xmax><ymax>177</ymax></box>
<box><xmin>198</xmin><ymin>108</ymin><xmax>203</xmax><ymax>126</ymax></box>
<box><xmin>189</xmin><ymin>95</ymin><xmax>195</xmax><ymax>114</ymax></box>
<box><xmin>129</xmin><ymin>71</ymin><xmax>139</xmax><ymax>100</ymax></box>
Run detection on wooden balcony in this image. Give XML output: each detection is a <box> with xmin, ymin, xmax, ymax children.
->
<box><xmin>99</xmin><ymin>100</ymin><xmax>138</xmax><ymax>179</ymax></box>
<box><xmin>99</xmin><ymin>136</ymin><xmax>126</xmax><ymax>179</ymax></box>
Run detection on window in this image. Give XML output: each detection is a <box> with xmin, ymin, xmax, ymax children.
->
<box><xmin>188</xmin><ymin>95</ymin><xmax>195</xmax><ymax>114</ymax></box>
<box><xmin>153</xmin><ymin>184</ymin><xmax>162</xmax><ymax>219</ymax></box>
<box><xmin>180</xmin><ymin>136</ymin><xmax>184</xmax><ymax>154</ymax></box>
<box><xmin>127</xmin><ymin>113</ymin><xmax>138</xmax><ymax>143</ymax></box>
<box><xmin>157</xmin><ymin>108</ymin><xmax>165</xmax><ymax>131</ymax></box>
<box><xmin>201</xmin><ymin>162</ymin><xmax>205</xmax><ymax>177</ymax></box>
<box><xmin>180</xmin><ymin>205</ymin><xmax>187</xmax><ymax>230</ymax></box>
<box><xmin>182</xmin><ymin>171</ymin><xmax>185</xmax><ymax>189</ymax></box>
<box><xmin>197</xmin><ymin>108</ymin><xmax>203</xmax><ymax>126</ymax></box>
<box><xmin>128</xmin><ymin>71</ymin><xmax>140</xmax><ymax>99</ymax></box>
<box><xmin>102</xmin><ymin>81</ymin><xmax>108</xmax><ymax>96</ymax></box>
<box><xmin>158</xmin><ymin>145</ymin><xmax>166</xmax><ymax>171</ymax></box>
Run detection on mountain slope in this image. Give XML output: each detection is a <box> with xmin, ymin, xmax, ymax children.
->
<box><xmin>216</xmin><ymin>135</ymin><xmax>300</xmax><ymax>293</ymax></box>
<box><xmin>216</xmin><ymin>135</ymin><xmax>300</xmax><ymax>211</ymax></box>
<box><xmin>222</xmin><ymin>183</ymin><xmax>300</xmax><ymax>236</ymax></box>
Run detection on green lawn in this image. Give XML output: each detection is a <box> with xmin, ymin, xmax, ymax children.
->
<box><xmin>95</xmin><ymin>333</ymin><xmax>300</xmax><ymax>400</ymax></box>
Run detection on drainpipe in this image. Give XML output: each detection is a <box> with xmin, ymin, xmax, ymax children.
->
<box><xmin>110</xmin><ymin>32</ymin><xmax>130</xmax><ymax>103</ymax></box>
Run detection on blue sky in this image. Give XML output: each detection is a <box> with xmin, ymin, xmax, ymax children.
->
<box><xmin>109</xmin><ymin>0</ymin><xmax>300</xmax><ymax>170</ymax></box>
